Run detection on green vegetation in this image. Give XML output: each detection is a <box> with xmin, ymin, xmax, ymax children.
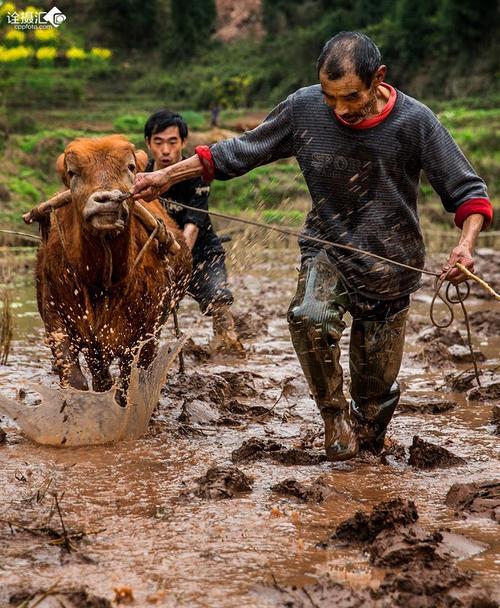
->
<box><xmin>0</xmin><ymin>1</ymin><xmax>498</xmax><ymax>248</ymax></box>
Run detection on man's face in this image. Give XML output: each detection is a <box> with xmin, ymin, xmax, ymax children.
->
<box><xmin>146</xmin><ymin>125</ymin><xmax>185</xmax><ymax>169</ymax></box>
<box><xmin>319</xmin><ymin>69</ymin><xmax>380</xmax><ymax>125</ymax></box>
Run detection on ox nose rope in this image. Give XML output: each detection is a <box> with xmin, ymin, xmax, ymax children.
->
<box><xmin>156</xmin><ymin>197</ymin><xmax>500</xmax><ymax>387</ymax></box>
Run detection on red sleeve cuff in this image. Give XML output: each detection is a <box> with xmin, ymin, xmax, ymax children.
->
<box><xmin>454</xmin><ymin>198</ymin><xmax>493</xmax><ymax>230</ymax></box>
<box><xmin>195</xmin><ymin>145</ymin><xmax>215</xmax><ymax>183</ymax></box>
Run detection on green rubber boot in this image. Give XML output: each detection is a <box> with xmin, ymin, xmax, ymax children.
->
<box><xmin>349</xmin><ymin>308</ymin><xmax>408</xmax><ymax>454</ymax></box>
<box><xmin>288</xmin><ymin>252</ymin><xmax>358</xmax><ymax>461</ymax></box>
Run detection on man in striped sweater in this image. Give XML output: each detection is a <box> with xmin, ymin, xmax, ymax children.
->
<box><xmin>132</xmin><ymin>32</ymin><xmax>493</xmax><ymax>461</ymax></box>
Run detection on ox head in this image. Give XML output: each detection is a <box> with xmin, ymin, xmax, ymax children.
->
<box><xmin>57</xmin><ymin>135</ymin><xmax>148</xmax><ymax>233</ymax></box>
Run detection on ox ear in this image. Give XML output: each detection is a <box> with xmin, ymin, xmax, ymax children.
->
<box><xmin>134</xmin><ymin>149</ymin><xmax>149</xmax><ymax>172</ymax></box>
<box><xmin>55</xmin><ymin>153</ymin><xmax>70</xmax><ymax>187</ymax></box>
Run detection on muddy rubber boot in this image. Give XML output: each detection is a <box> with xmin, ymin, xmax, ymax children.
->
<box><xmin>352</xmin><ymin>383</ymin><xmax>400</xmax><ymax>454</ymax></box>
<box><xmin>322</xmin><ymin>407</ymin><xmax>359</xmax><ymax>461</ymax></box>
<box><xmin>349</xmin><ymin>307</ymin><xmax>408</xmax><ymax>454</ymax></box>
<box><xmin>287</xmin><ymin>252</ymin><xmax>358</xmax><ymax>461</ymax></box>
<box><xmin>210</xmin><ymin>305</ymin><xmax>245</xmax><ymax>357</ymax></box>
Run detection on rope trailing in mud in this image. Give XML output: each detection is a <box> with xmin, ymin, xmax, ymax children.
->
<box><xmin>159</xmin><ymin>199</ymin><xmax>499</xmax><ymax>387</ymax></box>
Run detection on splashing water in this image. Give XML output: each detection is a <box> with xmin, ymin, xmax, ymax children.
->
<box><xmin>0</xmin><ymin>334</ymin><xmax>188</xmax><ymax>447</ymax></box>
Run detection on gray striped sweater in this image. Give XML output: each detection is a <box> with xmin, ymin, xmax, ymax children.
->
<box><xmin>210</xmin><ymin>85</ymin><xmax>488</xmax><ymax>299</ymax></box>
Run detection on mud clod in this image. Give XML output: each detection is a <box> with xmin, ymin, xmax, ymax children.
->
<box><xmin>217</xmin><ymin>370</ymin><xmax>258</xmax><ymax>396</ymax></box>
<box><xmin>232</xmin><ymin>437</ymin><xmax>284</xmax><ymax>463</ymax></box>
<box><xmin>9</xmin><ymin>588</ymin><xmax>112</xmax><ymax>607</ymax></box>
<box><xmin>445</xmin><ymin>480</ymin><xmax>500</xmax><ymax>522</ymax></box>
<box><xmin>468</xmin><ymin>309</ymin><xmax>500</xmax><ymax>335</ymax></box>
<box><xmin>398</xmin><ymin>398</ymin><xmax>456</xmax><ymax>414</ymax></box>
<box><xmin>194</xmin><ymin>465</ymin><xmax>253</xmax><ymax>499</ymax></box>
<box><xmin>271</xmin><ymin>476</ymin><xmax>331</xmax><ymax>502</ymax></box>
<box><xmin>231</xmin><ymin>438</ymin><xmax>326</xmax><ymax>465</ymax></box>
<box><xmin>467</xmin><ymin>381</ymin><xmax>500</xmax><ymax>402</ymax></box>
<box><xmin>281</xmin><ymin>498</ymin><xmax>495</xmax><ymax>607</ymax></box>
<box><xmin>269</xmin><ymin>448</ymin><xmax>327</xmax><ymax>466</ymax></box>
<box><xmin>492</xmin><ymin>405</ymin><xmax>500</xmax><ymax>435</ymax></box>
<box><xmin>333</xmin><ymin>498</ymin><xmax>418</xmax><ymax>545</ymax></box>
<box><xmin>416</xmin><ymin>326</ymin><xmax>465</xmax><ymax>346</ymax></box>
<box><xmin>443</xmin><ymin>369</ymin><xmax>479</xmax><ymax>392</ymax></box>
<box><xmin>408</xmin><ymin>435</ymin><xmax>466</xmax><ymax>469</ymax></box>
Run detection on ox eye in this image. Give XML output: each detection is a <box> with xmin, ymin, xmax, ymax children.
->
<box><xmin>128</xmin><ymin>163</ymin><xmax>136</xmax><ymax>172</ymax></box>
<box><xmin>67</xmin><ymin>170</ymin><xmax>77</xmax><ymax>178</ymax></box>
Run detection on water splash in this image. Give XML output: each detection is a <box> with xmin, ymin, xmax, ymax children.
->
<box><xmin>0</xmin><ymin>334</ymin><xmax>188</xmax><ymax>447</ymax></box>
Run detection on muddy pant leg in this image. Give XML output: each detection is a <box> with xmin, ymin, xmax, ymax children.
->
<box><xmin>287</xmin><ymin>252</ymin><xmax>358</xmax><ymax>461</ymax></box>
<box><xmin>349</xmin><ymin>304</ymin><xmax>409</xmax><ymax>453</ymax></box>
<box><xmin>188</xmin><ymin>251</ymin><xmax>243</xmax><ymax>354</ymax></box>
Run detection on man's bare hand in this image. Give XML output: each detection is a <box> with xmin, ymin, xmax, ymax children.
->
<box><xmin>442</xmin><ymin>242</ymin><xmax>474</xmax><ymax>284</ymax></box>
<box><xmin>131</xmin><ymin>169</ymin><xmax>170</xmax><ymax>201</ymax></box>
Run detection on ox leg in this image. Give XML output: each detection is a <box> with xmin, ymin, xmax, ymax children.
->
<box><xmin>85</xmin><ymin>350</ymin><xmax>113</xmax><ymax>393</ymax></box>
<box><xmin>47</xmin><ymin>330</ymin><xmax>88</xmax><ymax>391</ymax></box>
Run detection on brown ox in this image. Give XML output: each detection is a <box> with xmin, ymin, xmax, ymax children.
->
<box><xmin>37</xmin><ymin>135</ymin><xmax>191</xmax><ymax>398</ymax></box>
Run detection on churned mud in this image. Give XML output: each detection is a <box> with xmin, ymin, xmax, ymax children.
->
<box><xmin>259</xmin><ymin>498</ymin><xmax>496</xmax><ymax>607</ymax></box>
<box><xmin>0</xmin><ymin>245</ymin><xmax>499</xmax><ymax>607</ymax></box>
<box><xmin>446</xmin><ymin>481</ymin><xmax>500</xmax><ymax>523</ymax></box>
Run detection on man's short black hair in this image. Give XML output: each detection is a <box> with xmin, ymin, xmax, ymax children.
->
<box><xmin>316</xmin><ymin>31</ymin><xmax>381</xmax><ymax>88</ymax></box>
<box><xmin>144</xmin><ymin>110</ymin><xmax>188</xmax><ymax>141</ymax></box>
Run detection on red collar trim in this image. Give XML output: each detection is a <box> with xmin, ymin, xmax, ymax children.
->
<box><xmin>335</xmin><ymin>83</ymin><xmax>397</xmax><ymax>129</ymax></box>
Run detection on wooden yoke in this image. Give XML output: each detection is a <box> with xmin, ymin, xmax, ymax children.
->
<box><xmin>23</xmin><ymin>190</ymin><xmax>180</xmax><ymax>254</ymax></box>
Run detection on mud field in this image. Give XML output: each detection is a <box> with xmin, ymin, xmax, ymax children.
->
<box><xmin>0</xmin><ymin>242</ymin><xmax>499</xmax><ymax>607</ymax></box>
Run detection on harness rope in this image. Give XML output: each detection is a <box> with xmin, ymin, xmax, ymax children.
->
<box><xmin>158</xmin><ymin>197</ymin><xmax>500</xmax><ymax>387</ymax></box>
<box><xmin>9</xmin><ymin>195</ymin><xmax>498</xmax><ymax>387</ymax></box>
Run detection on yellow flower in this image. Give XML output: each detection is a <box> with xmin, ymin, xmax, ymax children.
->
<box><xmin>0</xmin><ymin>45</ymin><xmax>34</xmax><ymax>62</ymax></box>
<box><xmin>66</xmin><ymin>46</ymin><xmax>86</xmax><ymax>60</ymax></box>
<box><xmin>0</xmin><ymin>3</ymin><xmax>17</xmax><ymax>18</ymax></box>
<box><xmin>90</xmin><ymin>47</ymin><xmax>112</xmax><ymax>60</ymax></box>
<box><xmin>5</xmin><ymin>30</ymin><xmax>25</xmax><ymax>44</ymax></box>
<box><xmin>34</xmin><ymin>28</ymin><xmax>58</xmax><ymax>43</ymax></box>
<box><xmin>36</xmin><ymin>46</ymin><xmax>57</xmax><ymax>61</ymax></box>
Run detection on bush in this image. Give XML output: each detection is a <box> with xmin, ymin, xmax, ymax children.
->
<box><xmin>113</xmin><ymin>114</ymin><xmax>147</xmax><ymax>133</ymax></box>
<box><xmin>8</xmin><ymin>176</ymin><xmax>40</xmax><ymax>203</ymax></box>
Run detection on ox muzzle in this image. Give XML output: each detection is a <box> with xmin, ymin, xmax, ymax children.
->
<box><xmin>83</xmin><ymin>189</ymin><xmax>130</xmax><ymax>232</ymax></box>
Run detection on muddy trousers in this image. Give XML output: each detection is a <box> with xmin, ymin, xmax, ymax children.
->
<box><xmin>287</xmin><ymin>252</ymin><xmax>409</xmax><ymax>460</ymax></box>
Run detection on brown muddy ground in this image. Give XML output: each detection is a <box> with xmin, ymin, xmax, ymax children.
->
<box><xmin>0</xmin><ymin>242</ymin><xmax>499</xmax><ymax>607</ymax></box>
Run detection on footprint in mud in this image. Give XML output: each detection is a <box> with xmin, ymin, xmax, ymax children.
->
<box><xmin>271</xmin><ymin>476</ymin><xmax>332</xmax><ymax>503</ymax></box>
<box><xmin>408</xmin><ymin>435</ymin><xmax>466</xmax><ymax>469</ymax></box>
<box><xmin>445</xmin><ymin>480</ymin><xmax>500</xmax><ymax>523</ymax></box>
<box><xmin>186</xmin><ymin>465</ymin><xmax>253</xmax><ymax>500</ymax></box>
<box><xmin>262</xmin><ymin>498</ymin><xmax>495</xmax><ymax>608</ymax></box>
<box><xmin>232</xmin><ymin>437</ymin><xmax>327</xmax><ymax>466</ymax></box>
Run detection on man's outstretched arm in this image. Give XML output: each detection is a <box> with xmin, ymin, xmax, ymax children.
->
<box><xmin>132</xmin><ymin>155</ymin><xmax>203</xmax><ymax>201</ymax></box>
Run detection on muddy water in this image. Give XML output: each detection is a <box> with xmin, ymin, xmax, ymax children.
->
<box><xmin>0</xmin><ymin>246</ymin><xmax>499</xmax><ymax>607</ymax></box>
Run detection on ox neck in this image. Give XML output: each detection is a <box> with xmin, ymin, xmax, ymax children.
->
<box><xmin>78</xmin><ymin>225</ymin><xmax>134</xmax><ymax>289</ymax></box>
